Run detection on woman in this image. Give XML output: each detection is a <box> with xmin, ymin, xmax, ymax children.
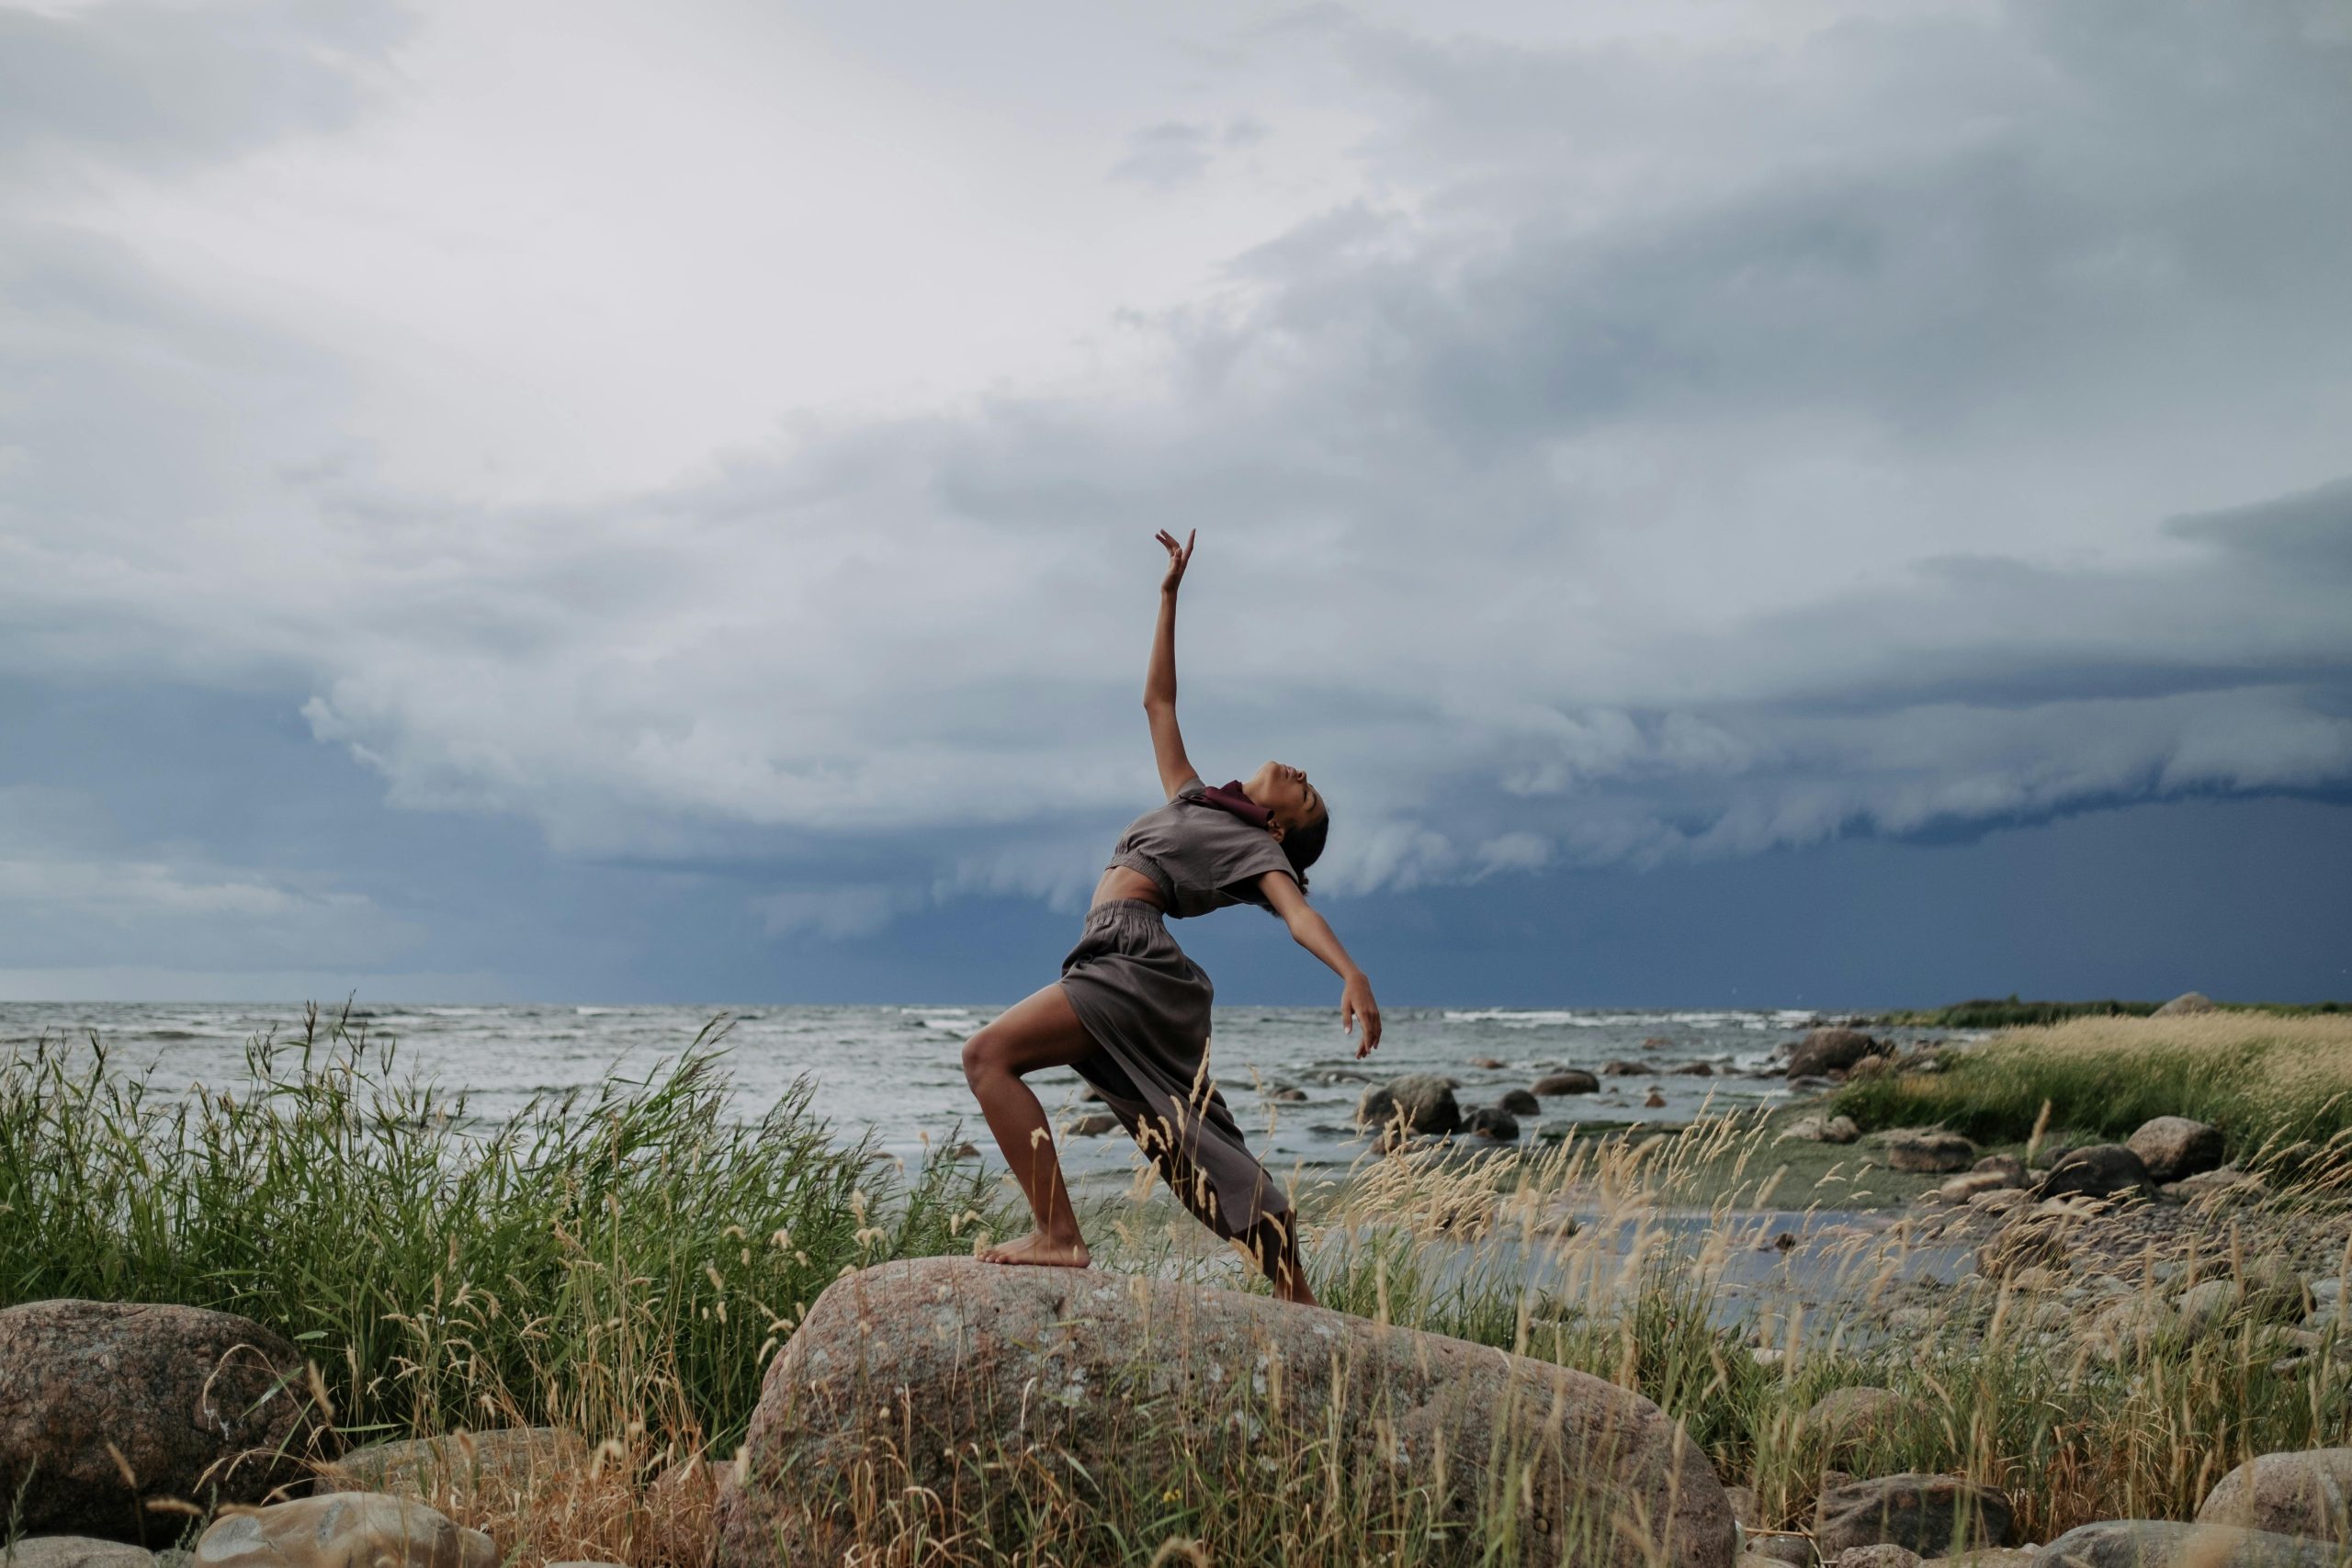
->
<box><xmin>959</xmin><ymin>529</ymin><xmax>1382</xmax><ymax>1305</ymax></box>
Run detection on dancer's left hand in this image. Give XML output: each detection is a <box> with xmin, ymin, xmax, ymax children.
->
<box><xmin>1341</xmin><ymin>972</ymin><xmax>1382</xmax><ymax>1059</ymax></box>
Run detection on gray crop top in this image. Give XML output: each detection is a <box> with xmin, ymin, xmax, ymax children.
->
<box><xmin>1104</xmin><ymin>776</ymin><xmax>1301</xmax><ymax>917</ymax></box>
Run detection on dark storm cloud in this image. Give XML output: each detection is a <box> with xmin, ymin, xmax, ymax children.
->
<box><xmin>2</xmin><ymin>0</ymin><xmax>2349</xmax><ymax>981</ymax></box>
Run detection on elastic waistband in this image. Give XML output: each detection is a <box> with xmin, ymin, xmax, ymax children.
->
<box><xmin>1084</xmin><ymin>897</ymin><xmax>1167</xmax><ymax>924</ymax></box>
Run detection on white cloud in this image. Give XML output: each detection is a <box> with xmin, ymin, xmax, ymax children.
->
<box><xmin>0</xmin><ymin>0</ymin><xmax>2347</xmax><ymax>935</ymax></box>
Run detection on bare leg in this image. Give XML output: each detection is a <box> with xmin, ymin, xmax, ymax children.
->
<box><xmin>960</xmin><ymin>982</ymin><xmax>1100</xmax><ymax>1269</ymax></box>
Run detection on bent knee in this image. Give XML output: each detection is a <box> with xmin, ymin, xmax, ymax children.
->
<box><xmin>961</xmin><ymin>1029</ymin><xmax>1005</xmax><ymax>1085</ymax></box>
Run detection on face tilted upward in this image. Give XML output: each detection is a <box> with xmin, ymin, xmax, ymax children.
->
<box><xmin>1244</xmin><ymin>761</ymin><xmax>1326</xmax><ymax>839</ymax></box>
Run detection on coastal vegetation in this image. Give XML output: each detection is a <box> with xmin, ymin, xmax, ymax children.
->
<box><xmin>1878</xmin><ymin>995</ymin><xmax>2347</xmax><ymax>1028</ymax></box>
<box><xmin>0</xmin><ymin>1006</ymin><xmax>998</xmax><ymax>1453</ymax></box>
<box><xmin>5</xmin><ymin>1007</ymin><xmax>2351</xmax><ymax>1565</ymax></box>
<box><xmin>1832</xmin><ymin>1012</ymin><xmax>2352</xmax><ymax>1154</ymax></box>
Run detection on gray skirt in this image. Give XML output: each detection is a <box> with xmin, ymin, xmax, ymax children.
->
<box><xmin>1058</xmin><ymin>898</ymin><xmax>1291</xmax><ymax>1242</ymax></box>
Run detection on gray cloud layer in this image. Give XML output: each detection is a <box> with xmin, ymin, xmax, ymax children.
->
<box><xmin>2</xmin><ymin>0</ymin><xmax>2347</xmax><ymax>953</ymax></box>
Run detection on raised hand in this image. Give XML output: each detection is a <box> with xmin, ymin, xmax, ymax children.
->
<box><xmin>1156</xmin><ymin>528</ymin><xmax>1196</xmax><ymax>595</ymax></box>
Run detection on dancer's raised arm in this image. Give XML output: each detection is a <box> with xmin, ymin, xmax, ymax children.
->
<box><xmin>1258</xmin><ymin>871</ymin><xmax>1383</xmax><ymax>1059</ymax></box>
<box><xmin>1144</xmin><ymin>528</ymin><xmax>1198</xmax><ymax>798</ymax></box>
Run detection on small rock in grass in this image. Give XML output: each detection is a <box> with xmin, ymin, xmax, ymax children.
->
<box><xmin>1972</xmin><ymin>1154</ymin><xmax>2026</xmax><ymax>1185</ymax></box>
<box><xmin>1816</xmin><ymin>1474</ymin><xmax>2015</xmax><ymax>1558</ymax></box>
<box><xmin>1885</xmin><ymin>1132</ymin><xmax>1976</xmax><ymax>1174</ymax></box>
<box><xmin>2033</xmin><ymin>1519</ymin><xmax>2337</xmax><ymax>1568</ymax></box>
<box><xmin>2168</xmin><ymin>1166</ymin><xmax>2261</xmax><ymax>1201</ymax></box>
<box><xmin>1804</xmin><ymin>1387</ymin><xmax>1916</xmax><ymax>1458</ymax></box>
<box><xmin>1976</xmin><ymin>1214</ymin><xmax>2075</xmax><ymax>1280</ymax></box>
<box><xmin>1532</xmin><ymin>1070</ymin><xmax>1600</xmax><ymax>1096</ymax></box>
<box><xmin>2198</xmin><ymin>1449</ymin><xmax>2352</xmax><ymax>1542</ymax></box>
<box><xmin>1831</xmin><ymin>1550</ymin><xmax>1922</xmax><ymax>1568</ymax></box>
<box><xmin>1749</xmin><ymin>1539</ymin><xmax>1815</xmax><ymax>1568</ymax></box>
<box><xmin>3</xmin><ymin>1540</ymin><xmax>158</xmax><ymax>1568</ymax></box>
<box><xmin>195</xmin><ymin>1495</ymin><xmax>495</xmax><ymax>1568</ymax></box>
<box><xmin>2236</xmin><ymin>1258</ymin><xmax>2308</xmax><ymax>1322</ymax></box>
<box><xmin>2127</xmin><ymin>1116</ymin><xmax>2225</xmax><ymax>1183</ymax></box>
<box><xmin>321</xmin><ymin>1427</ymin><xmax>585</xmax><ymax>1505</ymax></box>
<box><xmin>2035</xmin><ymin>1145</ymin><xmax>2154</xmax><ymax>1202</ymax></box>
<box><xmin>2172</xmin><ymin>1279</ymin><xmax>2240</xmax><ymax>1333</ymax></box>
<box><xmin>2087</xmin><ymin>1296</ymin><xmax>2177</xmax><ymax>1360</ymax></box>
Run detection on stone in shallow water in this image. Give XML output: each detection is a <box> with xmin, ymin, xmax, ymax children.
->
<box><xmin>1532</xmin><ymin>1070</ymin><xmax>1600</xmax><ymax>1096</ymax></box>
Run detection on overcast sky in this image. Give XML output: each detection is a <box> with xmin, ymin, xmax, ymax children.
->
<box><xmin>3</xmin><ymin>0</ymin><xmax>2347</xmax><ymax>1006</ymax></box>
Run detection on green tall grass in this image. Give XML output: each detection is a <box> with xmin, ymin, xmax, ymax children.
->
<box><xmin>1829</xmin><ymin>1013</ymin><xmax>2352</xmax><ymax>1156</ymax></box>
<box><xmin>0</xmin><ymin>1005</ymin><xmax>1001</xmax><ymax>1450</ymax></box>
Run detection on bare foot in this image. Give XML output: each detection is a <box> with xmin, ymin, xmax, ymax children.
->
<box><xmin>978</xmin><ymin>1231</ymin><xmax>1092</xmax><ymax>1269</ymax></box>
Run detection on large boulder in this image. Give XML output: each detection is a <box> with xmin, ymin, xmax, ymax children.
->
<box><xmin>2126</xmin><ymin>1118</ymin><xmax>2224</xmax><ymax>1184</ymax></box>
<box><xmin>1532</xmin><ymin>1071</ymin><xmax>1601</xmax><ymax>1096</ymax></box>
<box><xmin>2154</xmin><ymin>992</ymin><xmax>2218</xmax><ymax>1017</ymax></box>
<box><xmin>1884</xmin><ymin>1132</ymin><xmax>1976</xmax><ymax>1174</ymax></box>
<box><xmin>716</xmin><ymin>1258</ymin><xmax>1736</xmax><ymax>1568</ymax></box>
<box><xmin>194</xmin><ymin>1495</ymin><xmax>495</xmax><ymax>1568</ymax></box>
<box><xmin>1788</xmin><ymin>1030</ymin><xmax>1885</xmax><ymax>1079</ymax></box>
<box><xmin>0</xmin><ymin>1300</ymin><xmax>325</xmax><ymax>1540</ymax></box>
<box><xmin>2198</xmin><ymin>1449</ymin><xmax>2352</xmax><ymax>1542</ymax></box>
<box><xmin>2036</xmin><ymin>1145</ymin><xmax>2155</xmax><ymax>1202</ymax></box>
<box><xmin>2033</xmin><ymin>1521</ymin><xmax>2340</xmax><ymax>1568</ymax></box>
<box><xmin>1815</xmin><ymin>1474</ymin><xmax>2013</xmax><ymax>1558</ymax></box>
<box><xmin>1497</xmin><ymin>1089</ymin><xmax>1542</xmax><ymax>1116</ymax></box>
<box><xmin>1356</xmin><ymin>1074</ymin><xmax>1463</xmax><ymax>1134</ymax></box>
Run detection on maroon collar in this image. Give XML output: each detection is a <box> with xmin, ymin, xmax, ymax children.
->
<box><xmin>1196</xmin><ymin>779</ymin><xmax>1272</xmax><ymax>829</ymax></box>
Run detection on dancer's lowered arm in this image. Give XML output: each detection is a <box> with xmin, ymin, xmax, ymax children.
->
<box><xmin>1258</xmin><ymin>871</ymin><xmax>1383</xmax><ymax>1061</ymax></box>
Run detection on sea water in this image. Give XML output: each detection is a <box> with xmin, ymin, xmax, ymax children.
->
<box><xmin>0</xmin><ymin>1001</ymin><xmax>1920</xmax><ymax>1180</ymax></box>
